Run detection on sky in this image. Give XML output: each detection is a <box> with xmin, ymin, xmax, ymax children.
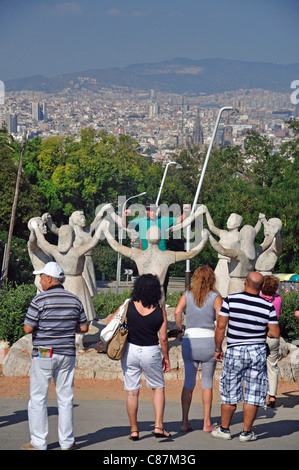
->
<box><xmin>0</xmin><ymin>0</ymin><xmax>298</xmax><ymax>81</ymax></box>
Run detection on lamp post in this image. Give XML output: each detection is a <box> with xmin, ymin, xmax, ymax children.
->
<box><xmin>155</xmin><ymin>161</ymin><xmax>181</xmax><ymax>207</ymax></box>
<box><xmin>115</xmin><ymin>191</ymin><xmax>146</xmax><ymax>293</ymax></box>
<box><xmin>184</xmin><ymin>106</ymin><xmax>235</xmax><ymax>288</ymax></box>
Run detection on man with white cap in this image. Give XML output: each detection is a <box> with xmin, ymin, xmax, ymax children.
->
<box><xmin>22</xmin><ymin>262</ymin><xmax>88</xmax><ymax>450</ymax></box>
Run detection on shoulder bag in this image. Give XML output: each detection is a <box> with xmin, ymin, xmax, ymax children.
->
<box><xmin>100</xmin><ymin>299</ymin><xmax>130</xmax><ymax>360</ymax></box>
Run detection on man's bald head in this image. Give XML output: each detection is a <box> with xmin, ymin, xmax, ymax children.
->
<box><xmin>245</xmin><ymin>272</ymin><xmax>264</xmax><ymax>293</ymax></box>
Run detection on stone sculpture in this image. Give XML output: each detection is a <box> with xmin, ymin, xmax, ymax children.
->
<box><xmin>101</xmin><ymin>218</ymin><xmax>209</xmax><ymax>305</ymax></box>
<box><xmin>208</xmin><ymin>221</ymin><xmax>275</xmax><ymax>295</ymax></box>
<box><xmin>30</xmin><ymin>220</ymin><xmax>104</xmax><ymax>321</ymax></box>
<box><xmin>255</xmin><ymin>217</ymin><xmax>283</xmax><ymax>275</ymax></box>
<box><xmin>27</xmin><ymin>215</ymin><xmax>54</xmax><ymax>292</ymax></box>
<box><xmin>68</xmin><ymin>204</ymin><xmax>113</xmax><ymax>297</ymax></box>
<box><xmin>202</xmin><ymin>206</ymin><xmax>265</xmax><ymax>297</ymax></box>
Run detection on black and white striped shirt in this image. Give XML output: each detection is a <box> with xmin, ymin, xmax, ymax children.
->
<box><xmin>24</xmin><ymin>285</ymin><xmax>88</xmax><ymax>357</ymax></box>
<box><xmin>219</xmin><ymin>292</ymin><xmax>278</xmax><ymax>348</ymax></box>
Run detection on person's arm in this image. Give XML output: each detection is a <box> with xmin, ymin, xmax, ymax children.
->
<box><xmin>214</xmin><ymin>314</ymin><xmax>228</xmax><ymax>362</ymax></box>
<box><xmin>158</xmin><ymin>308</ymin><xmax>170</xmax><ymax>373</ymax></box>
<box><xmin>174</xmin><ymin>229</ymin><xmax>209</xmax><ymax>262</ymax></box>
<box><xmin>267</xmin><ymin>322</ymin><xmax>280</xmax><ymax>338</ymax></box>
<box><xmin>24</xmin><ymin>324</ymin><xmax>34</xmax><ymax>334</ymax></box>
<box><xmin>174</xmin><ymin>294</ymin><xmax>186</xmax><ymax>341</ymax></box>
<box><xmin>214</xmin><ymin>295</ymin><xmax>223</xmax><ymax>322</ymax></box>
<box><xmin>295</xmin><ymin>309</ymin><xmax>299</xmax><ymax>323</ymax></box>
<box><xmin>31</xmin><ymin>221</ymin><xmax>55</xmax><ymax>257</ymax></box>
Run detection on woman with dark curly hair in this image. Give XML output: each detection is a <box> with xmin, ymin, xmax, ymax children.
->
<box><xmin>109</xmin><ymin>274</ymin><xmax>170</xmax><ymax>440</ymax></box>
<box><xmin>261</xmin><ymin>275</ymin><xmax>282</xmax><ymax>408</ymax></box>
<box><xmin>175</xmin><ymin>266</ymin><xmax>222</xmax><ymax>433</ymax></box>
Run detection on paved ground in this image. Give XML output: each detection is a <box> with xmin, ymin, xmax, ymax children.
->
<box><xmin>1</xmin><ymin>389</ymin><xmax>299</xmax><ymax>451</ymax></box>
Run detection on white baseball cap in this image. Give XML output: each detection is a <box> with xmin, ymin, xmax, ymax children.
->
<box><xmin>33</xmin><ymin>262</ymin><xmax>65</xmax><ymax>279</ymax></box>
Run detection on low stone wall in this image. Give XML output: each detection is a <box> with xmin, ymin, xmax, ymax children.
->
<box><xmin>2</xmin><ymin>308</ymin><xmax>299</xmax><ymax>382</ymax></box>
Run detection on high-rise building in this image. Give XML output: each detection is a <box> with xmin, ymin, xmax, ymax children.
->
<box><xmin>193</xmin><ymin>108</ymin><xmax>204</xmax><ymax>145</ymax></box>
<box><xmin>32</xmin><ymin>101</ymin><xmax>47</xmax><ymax>121</ymax></box>
<box><xmin>5</xmin><ymin>112</ymin><xmax>18</xmax><ymax>134</ymax></box>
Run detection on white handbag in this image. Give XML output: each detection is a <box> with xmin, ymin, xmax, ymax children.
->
<box><xmin>100</xmin><ymin>299</ymin><xmax>130</xmax><ymax>345</ymax></box>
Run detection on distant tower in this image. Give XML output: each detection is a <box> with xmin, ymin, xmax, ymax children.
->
<box><xmin>193</xmin><ymin>108</ymin><xmax>204</xmax><ymax>145</ymax></box>
<box><xmin>5</xmin><ymin>112</ymin><xmax>18</xmax><ymax>134</ymax></box>
<box><xmin>32</xmin><ymin>101</ymin><xmax>46</xmax><ymax>121</ymax></box>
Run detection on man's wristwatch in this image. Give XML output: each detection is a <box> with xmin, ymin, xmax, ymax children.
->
<box><xmin>215</xmin><ymin>348</ymin><xmax>222</xmax><ymax>353</ymax></box>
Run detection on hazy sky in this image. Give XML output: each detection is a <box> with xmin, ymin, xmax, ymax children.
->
<box><xmin>1</xmin><ymin>0</ymin><xmax>298</xmax><ymax>81</ymax></box>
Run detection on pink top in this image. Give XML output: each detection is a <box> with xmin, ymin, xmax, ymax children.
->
<box><xmin>261</xmin><ymin>293</ymin><xmax>282</xmax><ymax>318</ymax></box>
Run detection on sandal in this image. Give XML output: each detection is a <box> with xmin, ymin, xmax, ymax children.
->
<box><xmin>129</xmin><ymin>430</ymin><xmax>139</xmax><ymax>441</ymax></box>
<box><xmin>154</xmin><ymin>427</ymin><xmax>171</xmax><ymax>438</ymax></box>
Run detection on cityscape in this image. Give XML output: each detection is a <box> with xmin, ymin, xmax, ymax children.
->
<box><xmin>1</xmin><ymin>82</ymin><xmax>298</xmax><ymax>164</ymax></box>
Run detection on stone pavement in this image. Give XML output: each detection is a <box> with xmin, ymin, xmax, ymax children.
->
<box><xmin>1</xmin><ymin>398</ymin><xmax>299</xmax><ymax>451</ymax></box>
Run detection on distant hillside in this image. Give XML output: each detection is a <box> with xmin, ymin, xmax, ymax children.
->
<box><xmin>5</xmin><ymin>57</ymin><xmax>299</xmax><ymax>95</ymax></box>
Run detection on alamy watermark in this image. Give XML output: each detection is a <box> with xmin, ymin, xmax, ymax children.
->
<box><xmin>95</xmin><ymin>198</ymin><xmax>204</xmax><ymax>249</ymax></box>
<box><xmin>290</xmin><ymin>80</ymin><xmax>299</xmax><ymax>105</ymax></box>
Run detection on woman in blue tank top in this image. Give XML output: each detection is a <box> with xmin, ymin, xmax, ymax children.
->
<box><xmin>175</xmin><ymin>266</ymin><xmax>222</xmax><ymax>433</ymax></box>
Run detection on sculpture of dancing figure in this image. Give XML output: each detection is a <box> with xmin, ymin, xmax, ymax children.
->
<box><xmin>202</xmin><ymin>206</ymin><xmax>265</xmax><ymax>297</ymax></box>
<box><xmin>27</xmin><ymin>215</ymin><xmax>54</xmax><ymax>292</ymax></box>
<box><xmin>101</xmin><ymin>219</ymin><xmax>209</xmax><ymax>305</ymax></box>
<box><xmin>207</xmin><ymin>222</ymin><xmax>275</xmax><ymax>295</ymax></box>
<box><xmin>30</xmin><ymin>219</ymin><xmax>104</xmax><ymax>349</ymax></box>
<box><xmin>255</xmin><ymin>217</ymin><xmax>283</xmax><ymax>275</ymax></box>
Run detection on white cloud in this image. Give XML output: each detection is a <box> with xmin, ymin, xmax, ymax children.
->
<box><xmin>55</xmin><ymin>2</ymin><xmax>83</xmax><ymax>15</ymax></box>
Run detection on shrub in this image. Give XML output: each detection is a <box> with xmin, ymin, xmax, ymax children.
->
<box><xmin>0</xmin><ymin>282</ymin><xmax>36</xmax><ymax>345</ymax></box>
<box><xmin>279</xmin><ymin>290</ymin><xmax>299</xmax><ymax>342</ymax></box>
<box><xmin>93</xmin><ymin>289</ymin><xmax>132</xmax><ymax>318</ymax></box>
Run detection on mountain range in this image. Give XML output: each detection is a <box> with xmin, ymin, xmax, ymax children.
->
<box><xmin>5</xmin><ymin>57</ymin><xmax>299</xmax><ymax>95</ymax></box>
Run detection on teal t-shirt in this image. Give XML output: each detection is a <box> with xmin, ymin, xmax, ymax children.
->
<box><xmin>129</xmin><ymin>216</ymin><xmax>177</xmax><ymax>250</ymax></box>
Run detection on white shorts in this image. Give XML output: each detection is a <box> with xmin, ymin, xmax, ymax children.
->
<box><xmin>121</xmin><ymin>342</ymin><xmax>165</xmax><ymax>391</ymax></box>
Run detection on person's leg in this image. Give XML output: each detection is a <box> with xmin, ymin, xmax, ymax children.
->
<box><xmin>180</xmin><ymin>387</ymin><xmax>193</xmax><ymax>431</ymax></box>
<box><xmin>53</xmin><ymin>355</ymin><xmax>76</xmax><ymax>449</ymax></box>
<box><xmin>200</xmin><ymin>352</ymin><xmax>217</xmax><ymax>432</ymax></box>
<box><xmin>27</xmin><ymin>357</ymin><xmax>53</xmax><ymax>450</ymax></box>
<box><xmin>202</xmin><ymin>388</ymin><xmax>214</xmax><ymax>432</ymax></box>
<box><xmin>153</xmin><ymin>387</ymin><xmax>170</xmax><ymax>437</ymax></box>
<box><xmin>221</xmin><ymin>403</ymin><xmax>237</xmax><ymax>428</ymax></box>
<box><xmin>243</xmin><ymin>403</ymin><xmax>258</xmax><ymax>432</ymax></box>
<box><xmin>126</xmin><ymin>389</ymin><xmax>140</xmax><ymax>437</ymax></box>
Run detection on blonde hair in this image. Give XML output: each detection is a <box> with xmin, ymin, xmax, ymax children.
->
<box><xmin>188</xmin><ymin>265</ymin><xmax>216</xmax><ymax>307</ymax></box>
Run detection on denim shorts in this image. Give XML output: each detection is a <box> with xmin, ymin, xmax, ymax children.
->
<box><xmin>220</xmin><ymin>344</ymin><xmax>268</xmax><ymax>406</ymax></box>
<box><xmin>121</xmin><ymin>342</ymin><xmax>165</xmax><ymax>391</ymax></box>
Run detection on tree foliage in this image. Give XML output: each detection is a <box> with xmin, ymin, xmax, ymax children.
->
<box><xmin>0</xmin><ymin>122</ymin><xmax>298</xmax><ymax>282</ymax></box>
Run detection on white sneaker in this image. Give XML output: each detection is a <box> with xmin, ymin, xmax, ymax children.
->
<box><xmin>211</xmin><ymin>425</ymin><xmax>232</xmax><ymax>440</ymax></box>
<box><xmin>239</xmin><ymin>431</ymin><xmax>257</xmax><ymax>442</ymax></box>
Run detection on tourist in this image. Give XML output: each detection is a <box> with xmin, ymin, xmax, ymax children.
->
<box><xmin>261</xmin><ymin>275</ymin><xmax>282</xmax><ymax>408</ymax></box>
<box><xmin>22</xmin><ymin>262</ymin><xmax>88</xmax><ymax>450</ymax></box>
<box><xmin>212</xmin><ymin>272</ymin><xmax>280</xmax><ymax>442</ymax></box>
<box><xmin>174</xmin><ymin>266</ymin><xmax>222</xmax><ymax>433</ymax></box>
<box><xmin>107</xmin><ymin>274</ymin><xmax>170</xmax><ymax>440</ymax></box>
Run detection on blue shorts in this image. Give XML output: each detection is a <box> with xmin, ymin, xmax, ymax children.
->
<box><xmin>220</xmin><ymin>344</ymin><xmax>268</xmax><ymax>406</ymax></box>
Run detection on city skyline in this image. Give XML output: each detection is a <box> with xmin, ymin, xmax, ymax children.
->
<box><xmin>1</xmin><ymin>0</ymin><xmax>298</xmax><ymax>81</ymax></box>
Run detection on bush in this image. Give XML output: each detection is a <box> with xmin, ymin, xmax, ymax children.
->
<box><xmin>92</xmin><ymin>289</ymin><xmax>132</xmax><ymax>318</ymax></box>
<box><xmin>279</xmin><ymin>290</ymin><xmax>299</xmax><ymax>342</ymax></box>
<box><xmin>0</xmin><ymin>282</ymin><xmax>36</xmax><ymax>345</ymax></box>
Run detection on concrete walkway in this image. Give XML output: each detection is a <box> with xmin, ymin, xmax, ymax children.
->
<box><xmin>1</xmin><ymin>398</ymin><xmax>298</xmax><ymax>451</ymax></box>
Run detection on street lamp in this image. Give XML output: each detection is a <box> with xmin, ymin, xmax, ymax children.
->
<box><xmin>184</xmin><ymin>106</ymin><xmax>236</xmax><ymax>288</ymax></box>
<box><xmin>155</xmin><ymin>161</ymin><xmax>182</xmax><ymax>207</ymax></box>
<box><xmin>115</xmin><ymin>191</ymin><xmax>146</xmax><ymax>293</ymax></box>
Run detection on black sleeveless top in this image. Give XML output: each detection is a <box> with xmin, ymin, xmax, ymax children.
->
<box><xmin>127</xmin><ymin>301</ymin><xmax>164</xmax><ymax>346</ymax></box>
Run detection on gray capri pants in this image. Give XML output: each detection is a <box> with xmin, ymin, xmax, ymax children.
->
<box><xmin>182</xmin><ymin>337</ymin><xmax>216</xmax><ymax>390</ymax></box>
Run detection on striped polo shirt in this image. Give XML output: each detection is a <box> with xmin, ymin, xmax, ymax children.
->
<box><xmin>219</xmin><ymin>292</ymin><xmax>278</xmax><ymax>348</ymax></box>
<box><xmin>24</xmin><ymin>285</ymin><xmax>88</xmax><ymax>357</ymax></box>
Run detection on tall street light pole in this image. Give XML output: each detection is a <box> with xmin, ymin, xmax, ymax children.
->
<box><xmin>184</xmin><ymin>107</ymin><xmax>235</xmax><ymax>288</ymax></box>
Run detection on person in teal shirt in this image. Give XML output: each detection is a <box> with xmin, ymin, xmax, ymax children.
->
<box><xmin>125</xmin><ymin>201</ymin><xmax>189</xmax><ymax>251</ymax></box>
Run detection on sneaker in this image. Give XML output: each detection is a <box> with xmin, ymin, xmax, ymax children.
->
<box><xmin>239</xmin><ymin>431</ymin><xmax>257</xmax><ymax>442</ymax></box>
<box><xmin>21</xmin><ymin>442</ymin><xmax>39</xmax><ymax>450</ymax></box>
<box><xmin>211</xmin><ymin>425</ymin><xmax>232</xmax><ymax>440</ymax></box>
